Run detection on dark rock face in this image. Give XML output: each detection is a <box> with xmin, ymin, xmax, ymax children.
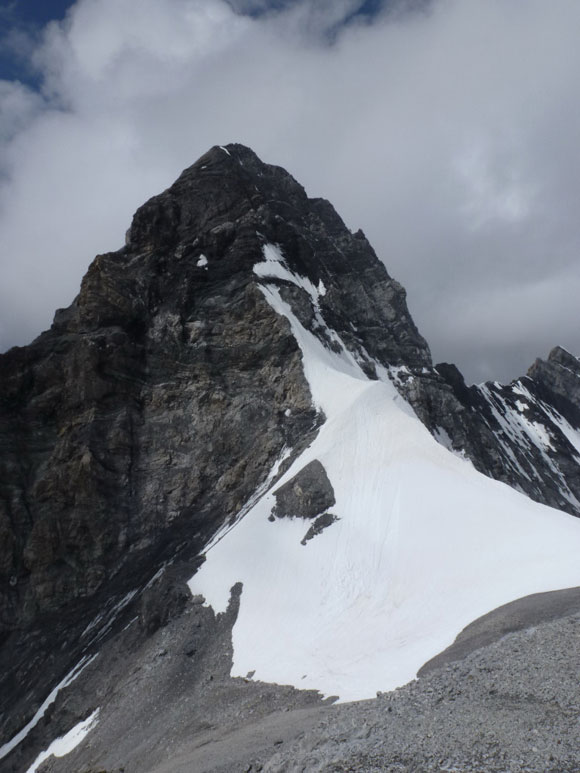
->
<box><xmin>528</xmin><ymin>345</ymin><xmax>580</xmax><ymax>419</ymax></box>
<box><xmin>0</xmin><ymin>245</ymin><xmax>312</xmax><ymax>633</ymax></box>
<box><xmin>390</xmin><ymin>347</ymin><xmax>580</xmax><ymax>517</ymax></box>
<box><xmin>301</xmin><ymin>512</ymin><xmax>339</xmax><ymax>546</ymax></box>
<box><xmin>272</xmin><ymin>460</ymin><xmax>335</xmax><ymax>521</ymax></box>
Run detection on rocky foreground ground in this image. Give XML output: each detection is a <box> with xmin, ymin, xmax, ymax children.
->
<box><xmin>36</xmin><ymin>587</ymin><xmax>580</xmax><ymax>773</ymax></box>
<box><xmin>258</xmin><ymin>610</ymin><xmax>580</xmax><ymax>772</ymax></box>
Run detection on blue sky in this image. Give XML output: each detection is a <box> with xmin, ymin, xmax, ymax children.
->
<box><xmin>0</xmin><ymin>0</ymin><xmax>391</xmax><ymax>83</ymax></box>
<box><xmin>0</xmin><ymin>0</ymin><xmax>73</xmax><ymax>80</ymax></box>
<box><xmin>1</xmin><ymin>0</ymin><xmax>580</xmax><ymax>382</ymax></box>
<box><xmin>3</xmin><ymin>0</ymin><xmax>72</xmax><ymax>24</ymax></box>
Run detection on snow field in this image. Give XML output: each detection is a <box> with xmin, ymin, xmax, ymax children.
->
<box><xmin>188</xmin><ymin>246</ymin><xmax>580</xmax><ymax>702</ymax></box>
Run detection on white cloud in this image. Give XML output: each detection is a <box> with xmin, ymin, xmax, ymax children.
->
<box><xmin>0</xmin><ymin>80</ymin><xmax>44</xmax><ymax>143</ymax></box>
<box><xmin>1</xmin><ymin>0</ymin><xmax>579</xmax><ymax>382</ymax></box>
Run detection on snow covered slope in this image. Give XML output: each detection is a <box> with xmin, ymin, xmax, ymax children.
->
<box><xmin>189</xmin><ymin>246</ymin><xmax>580</xmax><ymax>702</ymax></box>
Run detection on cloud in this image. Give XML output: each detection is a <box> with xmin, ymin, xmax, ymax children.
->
<box><xmin>1</xmin><ymin>0</ymin><xmax>579</xmax><ymax>383</ymax></box>
<box><xmin>0</xmin><ymin>80</ymin><xmax>44</xmax><ymax>143</ymax></box>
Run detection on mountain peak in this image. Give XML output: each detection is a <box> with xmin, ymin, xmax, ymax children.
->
<box><xmin>1</xmin><ymin>144</ymin><xmax>580</xmax><ymax>773</ymax></box>
<box><xmin>547</xmin><ymin>344</ymin><xmax>580</xmax><ymax>370</ymax></box>
<box><xmin>65</xmin><ymin>144</ymin><xmax>432</xmax><ymax>372</ymax></box>
<box><xmin>125</xmin><ymin>141</ymin><xmax>308</xmax><ymax>254</ymax></box>
<box><xmin>526</xmin><ymin>345</ymin><xmax>580</xmax><ymax>422</ymax></box>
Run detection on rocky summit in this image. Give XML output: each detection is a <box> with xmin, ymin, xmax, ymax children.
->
<box><xmin>1</xmin><ymin>144</ymin><xmax>580</xmax><ymax>773</ymax></box>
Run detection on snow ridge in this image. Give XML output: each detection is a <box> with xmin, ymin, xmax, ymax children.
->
<box><xmin>189</xmin><ymin>244</ymin><xmax>580</xmax><ymax>702</ymax></box>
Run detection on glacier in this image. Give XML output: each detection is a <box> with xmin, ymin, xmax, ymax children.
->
<box><xmin>189</xmin><ymin>245</ymin><xmax>580</xmax><ymax>702</ymax></box>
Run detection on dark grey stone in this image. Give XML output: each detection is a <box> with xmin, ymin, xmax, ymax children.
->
<box><xmin>301</xmin><ymin>513</ymin><xmax>339</xmax><ymax>545</ymax></box>
<box><xmin>272</xmin><ymin>460</ymin><xmax>335</xmax><ymax>521</ymax></box>
<box><xmin>393</xmin><ymin>352</ymin><xmax>580</xmax><ymax>518</ymax></box>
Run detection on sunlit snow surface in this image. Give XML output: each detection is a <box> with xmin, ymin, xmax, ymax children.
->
<box><xmin>189</xmin><ymin>246</ymin><xmax>580</xmax><ymax>702</ymax></box>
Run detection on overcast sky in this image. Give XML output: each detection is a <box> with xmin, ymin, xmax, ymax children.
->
<box><xmin>1</xmin><ymin>0</ymin><xmax>579</xmax><ymax>383</ymax></box>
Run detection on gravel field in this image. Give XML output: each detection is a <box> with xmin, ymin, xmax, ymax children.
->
<box><xmin>31</xmin><ymin>587</ymin><xmax>580</xmax><ymax>773</ymax></box>
<box><xmin>258</xmin><ymin>593</ymin><xmax>580</xmax><ymax>773</ymax></box>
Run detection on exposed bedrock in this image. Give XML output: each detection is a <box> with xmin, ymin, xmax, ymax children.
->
<box><xmin>271</xmin><ymin>459</ymin><xmax>335</xmax><ymax>521</ymax></box>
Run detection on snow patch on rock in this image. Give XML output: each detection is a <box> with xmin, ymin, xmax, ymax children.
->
<box><xmin>25</xmin><ymin>709</ymin><xmax>100</xmax><ymax>773</ymax></box>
